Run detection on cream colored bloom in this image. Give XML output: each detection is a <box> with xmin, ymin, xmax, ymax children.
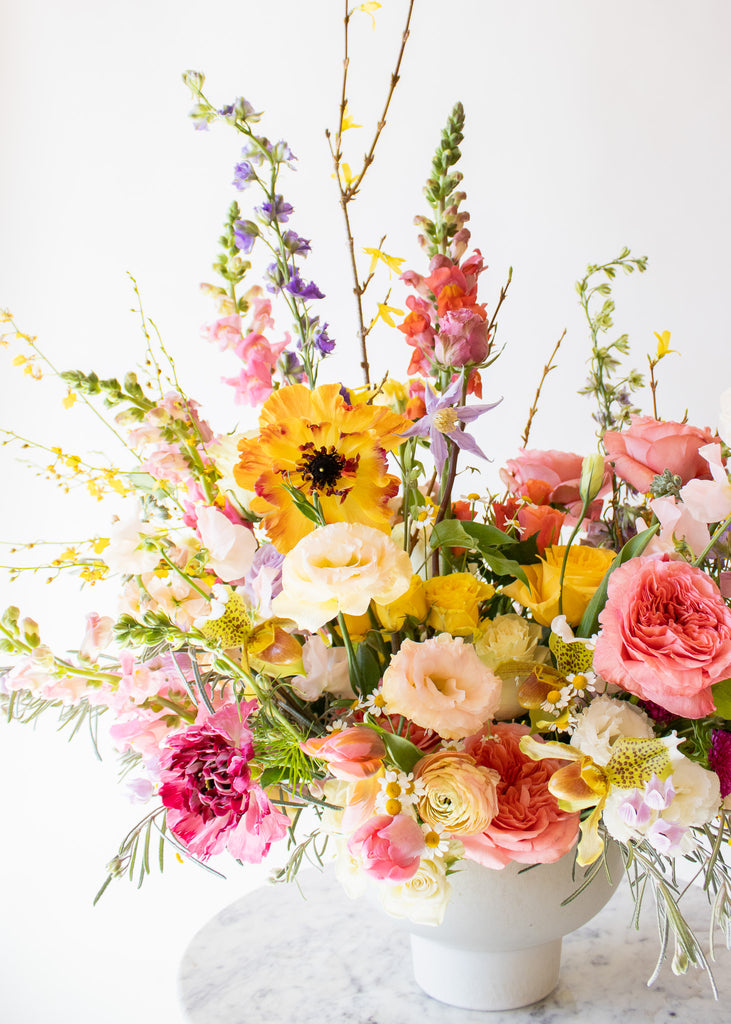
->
<box><xmin>474</xmin><ymin>613</ymin><xmax>549</xmax><ymax>719</ymax></box>
<box><xmin>272</xmin><ymin>523</ymin><xmax>413</xmax><ymax>631</ymax></box>
<box><xmin>569</xmin><ymin>695</ymin><xmax>654</xmax><ymax>766</ymax></box>
<box><xmin>662</xmin><ymin>756</ymin><xmax>721</xmax><ymax>829</ymax></box>
<box><xmin>378</xmin><ymin>854</ymin><xmax>452</xmax><ymax>925</ymax></box>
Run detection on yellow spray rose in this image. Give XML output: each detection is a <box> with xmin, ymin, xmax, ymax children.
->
<box><xmin>373</xmin><ymin>574</ymin><xmax>428</xmax><ymax>631</ymax></box>
<box><xmin>502</xmin><ymin>544</ymin><xmax>615</xmax><ymax>627</ymax></box>
<box><xmin>423</xmin><ymin>573</ymin><xmax>494</xmax><ymax>636</ymax></box>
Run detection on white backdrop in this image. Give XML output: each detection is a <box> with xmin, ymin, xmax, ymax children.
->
<box><xmin>2</xmin><ymin>1</ymin><xmax>731</xmax><ymax>1021</ymax></box>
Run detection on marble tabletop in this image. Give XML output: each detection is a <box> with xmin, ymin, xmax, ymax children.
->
<box><xmin>179</xmin><ymin>867</ymin><xmax>730</xmax><ymax>1023</ymax></box>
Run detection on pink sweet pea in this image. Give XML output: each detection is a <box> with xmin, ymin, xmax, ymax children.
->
<box><xmin>347</xmin><ymin>814</ymin><xmax>425</xmax><ymax>881</ymax></box>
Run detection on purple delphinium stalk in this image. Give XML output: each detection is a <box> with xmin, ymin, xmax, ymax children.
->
<box><xmin>284</xmin><ymin>272</ymin><xmax>325</xmax><ymax>301</ymax></box>
<box><xmin>256</xmin><ymin>194</ymin><xmax>294</xmax><ymax>225</ymax></box>
<box><xmin>282</xmin><ymin>230</ymin><xmax>311</xmax><ymax>257</ymax></box>
<box><xmin>232</xmin><ymin>160</ymin><xmax>257</xmax><ymax>190</ymax></box>
<box><xmin>233</xmin><ymin>219</ymin><xmax>259</xmax><ymax>254</ymax></box>
<box><xmin>400</xmin><ymin>375</ymin><xmax>502</xmax><ymax>474</ymax></box>
<box><xmin>313</xmin><ymin>321</ymin><xmax>335</xmax><ymax>354</ymax></box>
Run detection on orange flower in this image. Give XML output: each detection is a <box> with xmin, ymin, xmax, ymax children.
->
<box><xmin>234</xmin><ymin>383</ymin><xmax>410</xmax><ymax>552</ymax></box>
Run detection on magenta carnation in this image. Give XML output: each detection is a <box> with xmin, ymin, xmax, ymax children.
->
<box><xmin>709</xmin><ymin>730</ymin><xmax>731</xmax><ymax>799</ymax></box>
<box><xmin>159</xmin><ymin>702</ymin><xmax>289</xmax><ymax>862</ymax></box>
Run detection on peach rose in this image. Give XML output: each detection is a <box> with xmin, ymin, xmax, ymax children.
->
<box><xmin>502</xmin><ymin>544</ymin><xmax>616</xmax><ymax>627</ymax></box>
<box><xmin>272</xmin><ymin>523</ymin><xmax>413</xmax><ymax>632</ymax></box>
<box><xmin>461</xmin><ymin>722</ymin><xmax>581</xmax><ymax>868</ymax></box>
<box><xmin>414</xmin><ymin>750</ymin><xmax>499</xmax><ymax>835</ymax></box>
<box><xmin>593</xmin><ymin>556</ymin><xmax>731</xmax><ymax>718</ymax></box>
<box><xmin>500</xmin><ymin>449</ymin><xmax>611</xmax><ymax>517</ymax></box>
<box><xmin>603</xmin><ymin>415</ymin><xmax>720</xmax><ymax>493</ymax></box>
<box><xmin>301</xmin><ymin>726</ymin><xmax>386</xmax><ymax>781</ymax></box>
<box><xmin>381</xmin><ymin>634</ymin><xmax>502</xmax><ymax>740</ymax></box>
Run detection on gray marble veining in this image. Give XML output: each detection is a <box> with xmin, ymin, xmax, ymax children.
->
<box><xmin>179</xmin><ymin>868</ymin><xmax>730</xmax><ymax>1022</ymax></box>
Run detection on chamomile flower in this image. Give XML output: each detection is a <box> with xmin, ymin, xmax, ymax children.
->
<box><xmin>376</xmin><ymin>769</ymin><xmax>425</xmax><ymax>815</ymax></box>
<box><xmin>360</xmin><ymin>688</ymin><xmax>387</xmax><ymax>717</ymax></box>
<box><xmin>420</xmin><ymin>823</ymin><xmax>451</xmax><ymax>858</ymax></box>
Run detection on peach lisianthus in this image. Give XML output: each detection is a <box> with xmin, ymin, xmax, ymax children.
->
<box><xmin>381</xmin><ymin>634</ymin><xmax>501</xmax><ymax>740</ymax></box>
<box><xmin>271</xmin><ymin>523</ymin><xmax>413</xmax><ymax>632</ymax></box>
<box><xmin>462</xmin><ymin>722</ymin><xmax>581</xmax><ymax>868</ymax></box>
<box><xmin>502</xmin><ymin>544</ymin><xmax>615</xmax><ymax>627</ymax></box>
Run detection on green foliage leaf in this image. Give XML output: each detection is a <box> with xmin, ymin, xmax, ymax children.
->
<box><xmin>355</xmin><ymin>642</ymin><xmax>383</xmax><ymax>697</ymax></box>
<box><xmin>577</xmin><ymin>524</ymin><xmax>659</xmax><ymax>637</ymax></box>
<box><xmin>711</xmin><ymin>679</ymin><xmax>731</xmax><ymax>719</ymax></box>
<box><xmin>372</xmin><ymin>726</ymin><xmax>424</xmax><ymax>773</ymax></box>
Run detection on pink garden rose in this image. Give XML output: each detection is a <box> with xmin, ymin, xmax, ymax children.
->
<box><xmin>500</xmin><ymin>449</ymin><xmax>611</xmax><ymax>519</ymax></box>
<box><xmin>461</xmin><ymin>722</ymin><xmax>580</xmax><ymax>868</ymax></box>
<box><xmin>300</xmin><ymin>726</ymin><xmax>386</xmax><ymax>781</ymax></box>
<box><xmin>593</xmin><ymin>556</ymin><xmax>731</xmax><ymax>718</ymax></box>
<box><xmin>603</xmin><ymin>415</ymin><xmax>720</xmax><ymax>493</ymax></box>
<box><xmin>347</xmin><ymin>814</ymin><xmax>425</xmax><ymax>881</ymax></box>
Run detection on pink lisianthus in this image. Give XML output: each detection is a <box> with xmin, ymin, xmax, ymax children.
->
<box><xmin>500</xmin><ymin>449</ymin><xmax>611</xmax><ymax>520</ymax></box>
<box><xmin>461</xmin><ymin>722</ymin><xmax>580</xmax><ymax>868</ymax></box>
<box><xmin>381</xmin><ymin>634</ymin><xmax>501</xmax><ymax>740</ymax></box>
<box><xmin>159</xmin><ymin>702</ymin><xmax>288</xmax><ymax>862</ymax></box>
<box><xmin>301</xmin><ymin>725</ymin><xmax>386</xmax><ymax>781</ymax></box>
<box><xmin>679</xmin><ymin>443</ymin><xmax>731</xmax><ymax>525</ymax></box>
<box><xmin>434</xmin><ymin>308</ymin><xmax>490</xmax><ymax>367</ymax></box>
<box><xmin>593</xmin><ymin>556</ymin><xmax>731</xmax><ymax>718</ymax></box>
<box><xmin>347</xmin><ymin>813</ymin><xmax>425</xmax><ymax>881</ymax></box>
<box><xmin>603</xmin><ymin>415</ymin><xmax>720</xmax><ymax>493</ymax></box>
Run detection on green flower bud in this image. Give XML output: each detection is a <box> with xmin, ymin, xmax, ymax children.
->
<box><xmin>579</xmin><ymin>453</ymin><xmax>606</xmax><ymax>505</ymax></box>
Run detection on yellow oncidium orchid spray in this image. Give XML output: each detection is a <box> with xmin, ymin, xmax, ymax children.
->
<box><xmin>519</xmin><ymin>733</ymin><xmax>676</xmax><ymax>866</ymax></box>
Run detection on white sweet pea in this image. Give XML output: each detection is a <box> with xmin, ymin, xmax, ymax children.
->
<box><xmin>196</xmin><ymin>506</ymin><xmax>256</xmax><ymax>582</ymax></box>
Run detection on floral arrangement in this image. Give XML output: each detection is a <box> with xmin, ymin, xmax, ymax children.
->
<box><xmin>3</xmin><ymin>3</ymin><xmax>731</xmax><ymax>994</ymax></box>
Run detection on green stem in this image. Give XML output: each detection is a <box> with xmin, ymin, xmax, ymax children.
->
<box><xmin>558</xmin><ymin>493</ymin><xmax>593</xmax><ymax>617</ymax></box>
<box><xmin>693</xmin><ymin>511</ymin><xmax>731</xmax><ymax>567</ymax></box>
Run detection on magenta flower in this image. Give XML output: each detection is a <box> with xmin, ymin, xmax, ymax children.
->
<box><xmin>709</xmin><ymin>729</ymin><xmax>731</xmax><ymax>798</ymax></box>
<box><xmin>159</xmin><ymin>702</ymin><xmax>289</xmax><ymax>862</ymax></box>
<box><xmin>400</xmin><ymin>375</ymin><xmax>501</xmax><ymax>474</ymax></box>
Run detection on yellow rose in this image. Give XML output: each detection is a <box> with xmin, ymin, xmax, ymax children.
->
<box><xmin>415</xmin><ymin>750</ymin><xmax>499</xmax><ymax>835</ymax></box>
<box><xmin>373</xmin><ymin>574</ymin><xmax>428</xmax><ymax>631</ymax></box>
<box><xmin>474</xmin><ymin>613</ymin><xmax>550</xmax><ymax>720</ymax></box>
<box><xmin>502</xmin><ymin>544</ymin><xmax>615</xmax><ymax>627</ymax></box>
<box><xmin>423</xmin><ymin>573</ymin><xmax>494</xmax><ymax>636</ymax></box>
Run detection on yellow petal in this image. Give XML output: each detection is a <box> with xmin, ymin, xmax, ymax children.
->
<box><xmin>575</xmin><ymin>803</ymin><xmax>607</xmax><ymax>866</ymax></box>
<box><xmin>653</xmin><ymin>329</ymin><xmax>678</xmax><ymax>359</ymax></box>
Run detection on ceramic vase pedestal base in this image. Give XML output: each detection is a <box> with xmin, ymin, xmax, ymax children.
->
<box><xmin>410</xmin><ymin>934</ymin><xmax>562</xmax><ymax>1011</ymax></box>
<box><xmin>402</xmin><ymin>842</ymin><xmax>624</xmax><ymax>1012</ymax></box>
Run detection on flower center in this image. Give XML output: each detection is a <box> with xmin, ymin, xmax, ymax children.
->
<box><xmin>432</xmin><ymin>408</ymin><xmax>458</xmax><ymax>434</ymax></box>
<box><xmin>297</xmin><ymin>442</ymin><xmax>359</xmax><ymax>496</ymax></box>
<box><xmin>424</xmin><ymin>830</ymin><xmax>441</xmax><ymax>848</ymax></box>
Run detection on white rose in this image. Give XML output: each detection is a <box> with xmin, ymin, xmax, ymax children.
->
<box><xmin>379</xmin><ymin>855</ymin><xmax>451</xmax><ymax>926</ymax></box>
<box><xmin>570</xmin><ymin>696</ymin><xmax>654</xmax><ymax>766</ymax></box>
<box><xmin>272</xmin><ymin>523</ymin><xmax>413</xmax><ymax>632</ymax></box>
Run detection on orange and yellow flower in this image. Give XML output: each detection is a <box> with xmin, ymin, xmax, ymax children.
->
<box><xmin>234</xmin><ymin>383</ymin><xmax>411</xmax><ymax>552</ymax></box>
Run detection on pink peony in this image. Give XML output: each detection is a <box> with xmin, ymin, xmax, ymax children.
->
<box><xmin>301</xmin><ymin>726</ymin><xmax>385</xmax><ymax>781</ymax></box>
<box><xmin>381</xmin><ymin>634</ymin><xmax>502</xmax><ymax>741</ymax></box>
<box><xmin>603</xmin><ymin>415</ymin><xmax>720</xmax><ymax>493</ymax></box>
<box><xmin>593</xmin><ymin>556</ymin><xmax>731</xmax><ymax>718</ymax></box>
<box><xmin>461</xmin><ymin>722</ymin><xmax>580</xmax><ymax>868</ymax></box>
<box><xmin>159</xmin><ymin>702</ymin><xmax>289</xmax><ymax>862</ymax></box>
<box><xmin>500</xmin><ymin>449</ymin><xmax>610</xmax><ymax>519</ymax></box>
<box><xmin>347</xmin><ymin>813</ymin><xmax>425</xmax><ymax>881</ymax></box>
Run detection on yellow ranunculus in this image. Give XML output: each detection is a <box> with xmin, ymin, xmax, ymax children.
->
<box><xmin>502</xmin><ymin>544</ymin><xmax>615</xmax><ymax>627</ymax></box>
<box><xmin>373</xmin><ymin>573</ymin><xmax>428</xmax><ymax>631</ymax></box>
<box><xmin>423</xmin><ymin>573</ymin><xmax>494</xmax><ymax>637</ymax></box>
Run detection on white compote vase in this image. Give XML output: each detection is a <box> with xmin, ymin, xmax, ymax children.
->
<box><xmin>403</xmin><ymin>840</ymin><xmax>624</xmax><ymax>1012</ymax></box>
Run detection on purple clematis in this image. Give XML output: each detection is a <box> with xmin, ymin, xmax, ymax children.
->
<box><xmin>400</xmin><ymin>376</ymin><xmax>502</xmax><ymax>474</ymax></box>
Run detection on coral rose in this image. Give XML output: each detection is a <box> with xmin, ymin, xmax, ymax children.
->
<box><xmin>593</xmin><ymin>556</ymin><xmax>731</xmax><ymax>718</ymax></box>
<box><xmin>500</xmin><ymin>449</ymin><xmax>611</xmax><ymax>518</ymax></box>
<box><xmin>381</xmin><ymin>634</ymin><xmax>502</xmax><ymax>740</ymax></box>
<box><xmin>272</xmin><ymin>523</ymin><xmax>413</xmax><ymax>632</ymax></box>
<box><xmin>414</xmin><ymin>750</ymin><xmax>499</xmax><ymax>835</ymax></box>
<box><xmin>347</xmin><ymin>814</ymin><xmax>425</xmax><ymax>881</ymax></box>
<box><xmin>502</xmin><ymin>544</ymin><xmax>615</xmax><ymax>627</ymax></box>
<box><xmin>461</xmin><ymin>722</ymin><xmax>581</xmax><ymax>868</ymax></box>
<box><xmin>603</xmin><ymin>415</ymin><xmax>720</xmax><ymax>493</ymax></box>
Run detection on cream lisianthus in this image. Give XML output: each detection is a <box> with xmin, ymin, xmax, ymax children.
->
<box><xmin>272</xmin><ymin>522</ymin><xmax>413</xmax><ymax>632</ymax></box>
